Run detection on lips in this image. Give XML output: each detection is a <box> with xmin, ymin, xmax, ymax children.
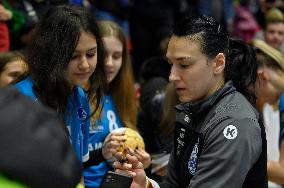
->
<box><xmin>175</xmin><ymin>87</ymin><xmax>186</xmax><ymax>95</ymax></box>
<box><xmin>105</xmin><ymin>68</ymin><xmax>114</xmax><ymax>74</ymax></box>
<box><xmin>74</xmin><ymin>72</ymin><xmax>90</xmax><ymax>78</ymax></box>
<box><xmin>105</xmin><ymin>71</ymin><xmax>113</xmax><ymax>75</ymax></box>
<box><xmin>176</xmin><ymin>88</ymin><xmax>185</xmax><ymax>91</ymax></box>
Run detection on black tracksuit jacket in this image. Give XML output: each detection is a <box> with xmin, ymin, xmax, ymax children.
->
<box><xmin>160</xmin><ymin>81</ymin><xmax>267</xmax><ymax>188</ymax></box>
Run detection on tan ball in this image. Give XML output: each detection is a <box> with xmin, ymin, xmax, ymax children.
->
<box><xmin>112</xmin><ymin>127</ymin><xmax>145</xmax><ymax>153</ymax></box>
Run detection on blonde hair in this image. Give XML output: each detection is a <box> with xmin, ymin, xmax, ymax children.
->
<box><xmin>98</xmin><ymin>20</ymin><xmax>137</xmax><ymax>130</ymax></box>
<box><xmin>265</xmin><ymin>8</ymin><xmax>284</xmax><ymax>23</ymax></box>
<box><xmin>0</xmin><ymin>51</ymin><xmax>27</xmax><ymax>73</ymax></box>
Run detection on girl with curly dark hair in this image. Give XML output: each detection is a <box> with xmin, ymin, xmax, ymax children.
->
<box><xmin>15</xmin><ymin>5</ymin><xmax>107</xmax><ymax>167</ymax></box>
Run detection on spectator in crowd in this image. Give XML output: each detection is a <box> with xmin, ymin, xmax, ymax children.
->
<box><xmin>0</xmin><ymin>1</ymin><xmax>12</xmax><ymax>51</ymax></box>
<box><xmin>14</xmin><ymin>5</ymin><xmax>108</xmax><ymax>168</ymax></box>
<box><xmin>83</xmin><ymin>20</ymin><xmax>150</xmax><ymax>188</ymax></box>
<box><xmin>232</xmin><ymin>0</ymin><xmax>260</xmax><ymax>42</ymax></box>
<box><xmin>255</xmin><ymin>7</ymin><xmax>284</xmax><ymax>52</ymax></box>
<box><xmin>252</xmin><ymin>39</ymin><xmax>284</xmax><ymax>188</ymax></box>
<box><xmin>264</xmin><ymin>8</ymin><xmax>284</xmax><ymax>52</ymax></box>
<box><xmin>0</xmin><ymin>51</ymin><xmax>27</xmax><ymax>87</ymax></box>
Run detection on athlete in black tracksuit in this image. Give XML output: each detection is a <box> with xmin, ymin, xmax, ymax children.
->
<box><xmin>113</xmin><ymin>15</ymin><xmax>268</xmax><ymax>188</ymax></box>
<box><xmin>161</xmin><ymin>81</ymin><xmax>267</xmax><ymax>188</ymax></box>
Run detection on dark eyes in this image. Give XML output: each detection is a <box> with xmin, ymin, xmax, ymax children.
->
<box><xmin>167</xmin><ymin>59</ymin><xmax>191</xmax><ymax>68</ymax></box>
<box><xmin>71</xmin><ymin>52</ymin><xmax>96</xmax><ymax>59</ymax></box>
<box><xmin>113</xmin><ymin>52</ymin><xmax>122</xmax><ymax>59</ymax></box>
<box><xmin>8</xmin><ymin>72</ymin><xmax>21</xmax><ymax>78</ymax></box>
<box><xmin>104</xmin><ymin>52</ymin><xmax>122</xmax><ymax>60</ymax></box>
<box><xmin>86</xmin><ymin>53</ymin><xmax>96</xmax><ymax>58</ymax></box>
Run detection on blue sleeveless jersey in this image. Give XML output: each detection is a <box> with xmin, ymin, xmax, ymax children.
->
<box><xmin>14</xmin><ymin>77</ymin><xmax>90</xmax><ymax>163</ymax></box>
<box><xmin>83</xmin><ymin>95</ymin><xmax>123</xmax><ymax>188</ymax></box>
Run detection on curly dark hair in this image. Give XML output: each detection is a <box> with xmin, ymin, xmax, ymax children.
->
<box><xmin>27</xmin><ymin>5</ymin><xmax>106</xmax><ymax>118</ymax></box>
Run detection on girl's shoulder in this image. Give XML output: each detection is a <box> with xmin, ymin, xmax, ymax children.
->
<box><xmin>14</xmin><ymin>76</ymin><xmax>37</xmax><ymax>101</ymax></box>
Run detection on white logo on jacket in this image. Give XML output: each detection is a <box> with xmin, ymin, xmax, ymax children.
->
<box><xmin>184</xmin><ymin>115</ymin><xmax>190</xmax><ymax>123</ymax></box>
<box><xmin>223</xmin><ymin>125</ymin><xmax>238</xmax><ymax>139</ymax></box>
<box><xmin>188</xmin><ymin>141</ymin><xmax>199</xmax><ymax>175</ymax></box>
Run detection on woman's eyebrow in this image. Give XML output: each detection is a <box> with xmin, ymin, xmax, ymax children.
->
<box><xmin>87</xmin><ymin>47</ymin><xmax>97</xmax><ymax>52</ymax></box>
<box><xmin>74</xmin><ymin>47</ymin><xmax>97</xmax><ymax>53</ymax></box>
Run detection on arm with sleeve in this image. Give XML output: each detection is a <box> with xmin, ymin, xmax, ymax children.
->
<box><xmin>189</xmin><ymin>117</ymin><xmax>262</xmax><ymax>188</ymax></box>
<box><xmin>14</xmin><ymin>78</ymin><xmax>107</xmax><ymax>166</ymax></box>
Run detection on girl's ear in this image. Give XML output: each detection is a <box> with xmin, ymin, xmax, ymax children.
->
<box><xmin>257</xmin><ymin>68</ymin><xmax>268</xmax><ymax>82</ymax></box>
<box><xmin>213</xmin><ymin>53</ymin><xmax>225</xmax><ymax>74</ymax></box>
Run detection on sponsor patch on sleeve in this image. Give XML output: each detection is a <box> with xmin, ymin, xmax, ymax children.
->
<box><xmin>223</xmin><ymin>125</ymin><xmax>238</xmax><ymax>139</ymax></box>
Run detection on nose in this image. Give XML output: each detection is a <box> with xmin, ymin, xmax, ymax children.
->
<box><xmin>79</xmin><ymin>56</ymin><xmax>89</xmax><ymax>70</ymax></box>
<box><xmin>169</xmin><ymin>64</ymin><xmax>180</xmax><ymax>82</ymax></box>
<box><xmin>105</xmin><ymin>56</ymin><xmax>113</xmax><ymax>67</ymax></box>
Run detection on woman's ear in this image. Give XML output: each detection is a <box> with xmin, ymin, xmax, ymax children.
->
<box><xmin>213</xmin><ymin>53</ymin><xmax>225</xmax><ymax>74</ymax></box>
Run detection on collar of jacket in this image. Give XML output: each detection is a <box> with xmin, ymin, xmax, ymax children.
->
<box><xmin>175</xmin><ymin>81</ymin><xmax>236</xmax><ymax>117</ymax></box>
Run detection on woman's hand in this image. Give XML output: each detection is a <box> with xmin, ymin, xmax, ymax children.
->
<box><xmin>102</xmin><ymin>131</ymin><xmax>126</xmax><ymax>160</ymax></box>
<box><xmin>126</xmin><ymin>147</ymin><xmax>151</xmax><ymax>169</ymax></box>
<box><xmin>113</xmin><ymin>153</ymin><xmax>147</xmax><ymax>188</ymax></box>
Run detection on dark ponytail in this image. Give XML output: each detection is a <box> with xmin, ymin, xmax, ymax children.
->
<box><xmin>225</xmin><ymin>38</ymin><xmax>258</xmax><ymax>105</ymax></box>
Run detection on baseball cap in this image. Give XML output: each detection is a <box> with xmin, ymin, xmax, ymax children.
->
<box><xmin>251</xmin><ymin>39</ymin><xmax>284</xmax><ymax>71</ymax></box>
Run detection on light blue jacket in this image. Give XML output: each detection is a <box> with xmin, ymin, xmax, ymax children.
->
<box><xmin>14</xmin><ymin>76</ymin><xmax>90</xmax><ymax>163</ymax></box>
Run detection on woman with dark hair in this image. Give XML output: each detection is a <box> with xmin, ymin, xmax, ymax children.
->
<box><xmin>15</xmin><ymin>5</ymin><xmax>107</xmax><ymax>167</ymax></box>
<box><xmin>113</xmin><ymin>15</ymin><xmax>267</xmax><ymax>188</ymax></box>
